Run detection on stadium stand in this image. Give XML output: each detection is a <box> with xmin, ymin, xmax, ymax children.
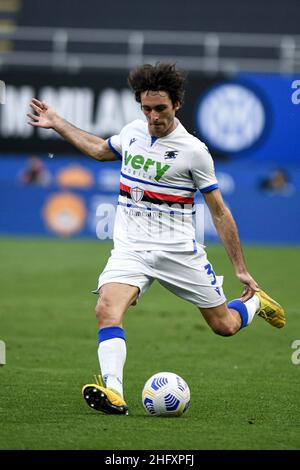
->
<box><xmin>0</xmin><ymin>0</ymin><xmax>300</xmax><ymax>73</ymax></box>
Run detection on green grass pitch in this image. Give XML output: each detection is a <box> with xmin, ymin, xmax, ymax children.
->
<box><xmin>0</xmin><ymin>238</ymin><xmax>299</xmax><ymax>450</ymax></box>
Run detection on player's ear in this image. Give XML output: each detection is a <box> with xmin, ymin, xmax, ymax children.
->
<box><xmin>174</xmin><ymin>101</ymin><xmax>181</xmax><ymax>112</ymax></box>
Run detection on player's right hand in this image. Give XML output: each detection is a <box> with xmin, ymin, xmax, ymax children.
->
<box><xmin>237</xmin><ymin>271</ymin><xmax>260</xmax><ymax>302</ymax></box>
<box><xmin>27</xmin><ymin>98</ymin><xmax>57</xmax><ymax>129</ymax></box>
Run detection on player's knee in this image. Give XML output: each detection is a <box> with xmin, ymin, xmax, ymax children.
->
<box><xmin>211</xmin><ymin>322</ymin><xmax>237</xmax><ymax>337</ymax></box>
<box><xmin>95</xmin><ymin>295</ymin><xmax>121</xmax><ymax>327</ymax></box>
<box><xmin>95</xmin><ymin>295</ymin><xmax>113</xmax><ymax>323</ymax></box>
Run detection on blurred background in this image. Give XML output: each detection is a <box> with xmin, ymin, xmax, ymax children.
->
<box><xmin>0</xmin><ymin>0</ymin><xmax>300</xmax><ymax>243</ymax></box>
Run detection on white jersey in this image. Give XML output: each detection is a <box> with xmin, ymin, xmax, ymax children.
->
<box><xmin>108</xmin><ymin>119</ymin><xmax>218</xmax><ymax>252</ymax></box>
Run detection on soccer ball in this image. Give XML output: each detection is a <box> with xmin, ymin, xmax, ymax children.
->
<box><xmin>142</xmin><ymin>372</ymin><xmax>190</xmax><ymax>417</ymax></box>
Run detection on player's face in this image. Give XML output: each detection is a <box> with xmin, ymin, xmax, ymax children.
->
<box><xmin>140</xmin><ymin>91</ymin><xmax>180</xmax><ymax>138</ymax></box>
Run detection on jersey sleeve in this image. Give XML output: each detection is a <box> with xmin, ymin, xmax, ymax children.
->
<box><xmin>107</xmin><ymin>134</ymin><xmax>123</xmax><ymax>160</ymax></box>
<box><xmin>190</xmin><ymin>143</ymin><xmax>218</xmax><ymax>193</ymax></box>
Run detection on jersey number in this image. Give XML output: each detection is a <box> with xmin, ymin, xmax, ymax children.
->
<box><xmin>204</xmin><ymin>263</ymin><xmax>217</xmax><ymax>285</ymax></box>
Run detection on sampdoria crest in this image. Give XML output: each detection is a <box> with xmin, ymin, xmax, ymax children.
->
<box><xmin>164</xmin><ymin>150</ymin><xmax>178</xmax><ymax>161</ymax></box>
<box><xmin>130</xmin><ymin>186</ymin><xmax>144</xmax><ymax>203</ymax></box>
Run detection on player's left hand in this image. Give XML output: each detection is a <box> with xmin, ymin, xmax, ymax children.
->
<box><xmin>236</xmin><ymin>272</ymin><xmax>260</xmax><ymax>302</ymax></box>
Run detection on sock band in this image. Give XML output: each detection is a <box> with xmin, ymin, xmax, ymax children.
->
<box><xmin>98</xmin><ymin>326</ymin><xmax>126</xmax><ymax>343</ymax></box>
<box><xmin>228</xmin><ymin>299</ymin><xmax>248</xmax><ymax>329</ymax></box>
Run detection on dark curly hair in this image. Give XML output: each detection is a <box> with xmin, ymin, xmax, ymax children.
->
<box><xmin>127</xmin><ymin>63</ymin><xmax>186</xmax><ymax>107</ymax></box>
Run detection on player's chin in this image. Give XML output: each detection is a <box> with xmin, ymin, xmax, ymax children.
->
<box><xmin>151</xmin><ymin>124</ymin><xmax>166</xmax><ymax>136</ymax></box>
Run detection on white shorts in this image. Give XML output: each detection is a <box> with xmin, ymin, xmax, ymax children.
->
<box><xmin>95</xmin><ymin>248</ymin><xmax>226</xmax><ymax>309</ymax></box>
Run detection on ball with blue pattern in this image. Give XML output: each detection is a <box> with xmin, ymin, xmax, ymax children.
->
<box><xmin>142</xmin><ymin>372</ymin><xmax>190</xmax><ymax>417</ymax></box>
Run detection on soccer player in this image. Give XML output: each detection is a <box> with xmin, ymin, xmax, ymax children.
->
<box><xmin>27</xmin><ymin>63</ymin><xmax>285</xmax><ymax>416</ymax></box>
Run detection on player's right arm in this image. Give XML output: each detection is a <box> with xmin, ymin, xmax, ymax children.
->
<box><xmin>27</xmin><ymin>98</ymin><xmax>117</xmax><ymax>162</ymax></box>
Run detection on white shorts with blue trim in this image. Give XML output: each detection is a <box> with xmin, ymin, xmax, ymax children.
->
<box><xmin>95</xmin><ymin>248</ymin><xmax>226</xmax><ymax>309</ymax></box>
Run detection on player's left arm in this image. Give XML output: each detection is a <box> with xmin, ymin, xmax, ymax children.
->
<box><xmin>203</xmin><ymin>188</ymin><xmax>259</xmax><ymax>301</ymax></box>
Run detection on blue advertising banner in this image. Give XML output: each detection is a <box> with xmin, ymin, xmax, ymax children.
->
<box><xmin>0</xmin><ymin>154</ymin><xmax>299</xmax><ymax>243</ymax></box>
<box><xmin>0</xmin><ymin>155</ymin><xmax>120</xmax><ymax>239</ymax></box>
<box><xmin>195</xmin><ymin>72</ymin><xmax>300</xmax><ymax>163</ymax></box>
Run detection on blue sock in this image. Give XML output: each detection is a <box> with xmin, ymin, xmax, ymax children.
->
<box><xmin>228</xmin><ymin>299</ymin><xmax>248</xmax><ymax>329</ymax></box>
<box><xmin>98</xmin><ymin>326</ymin><xmax>126</xmax><ymax>343</ymax></box>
